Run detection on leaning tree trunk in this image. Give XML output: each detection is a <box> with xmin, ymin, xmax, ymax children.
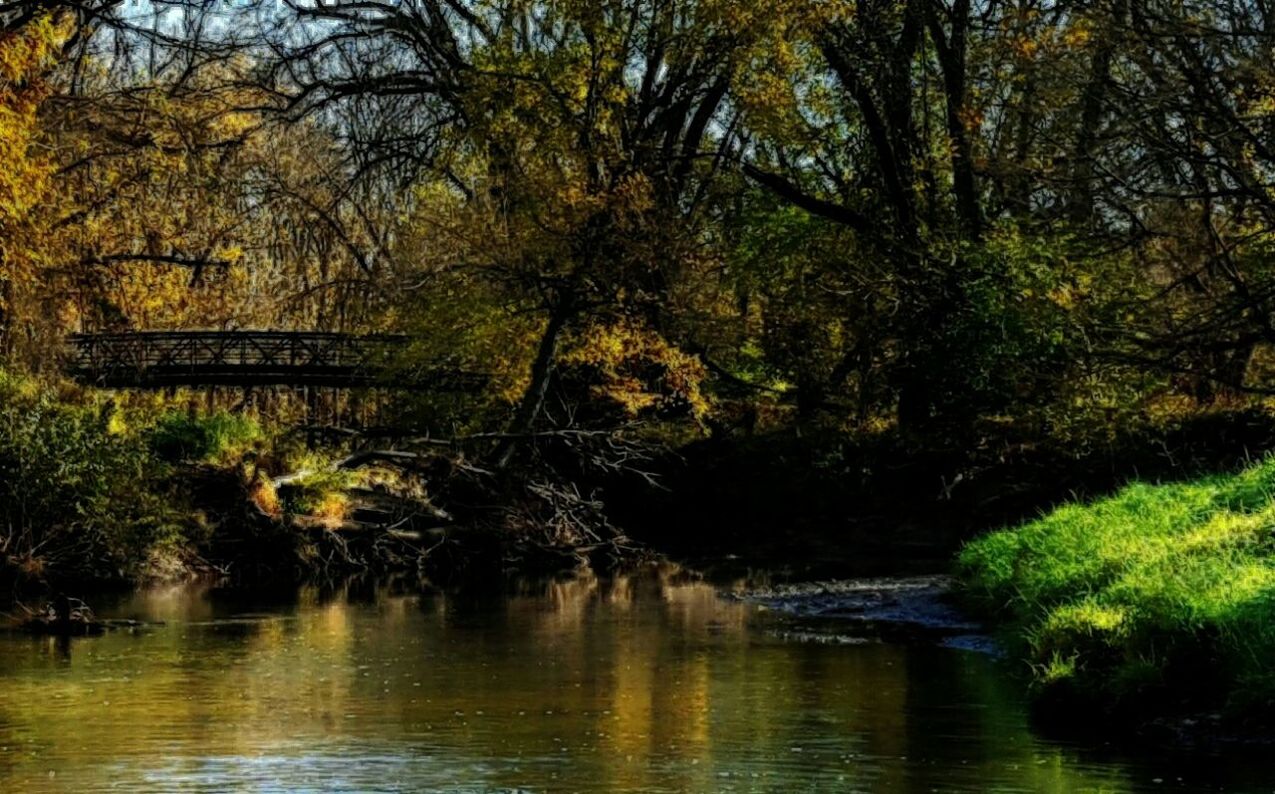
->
<box><xmin>490</xmin><ymin>306</ymin><xmax>572</xmax><ymax>471</ymax></box>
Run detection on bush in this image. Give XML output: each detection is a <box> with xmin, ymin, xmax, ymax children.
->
<box><xmin>0</xmin><ymin>375</ymin><xmax>185</xmax><ymax>582</ymax></box>
<box><xmin>276</xmin><ymin>468</ymin><xmax>355</xmax><ymax>519</ymax></box>
<box><xmin>958</xmin><ymin>456</ymin><xmax>1275</xmax><ymax>716</ymax></box>
<box><xmin>148</xmin><ymin>410</ymin><xmax>261</xmax><ymax>463</ymax></box>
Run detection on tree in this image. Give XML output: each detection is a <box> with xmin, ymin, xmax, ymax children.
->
<box><xmin>259</xmin><ymin>0</ymin><xmax>796</xmax><ymax>463</ymax></box>
<box><xmin>0</xmin><ymin>10</ymin><xmax>73</xmax><ymax>360</ymax></box>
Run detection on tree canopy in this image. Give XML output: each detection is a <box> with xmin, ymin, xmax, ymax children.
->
<box><xmin>0</xmin><ymin>0</ymin><xmax>1272</xmax><ymax>456</ymax></box>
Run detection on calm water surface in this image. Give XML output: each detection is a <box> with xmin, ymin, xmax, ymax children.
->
<box><xmin>0</xmin><ymin>568</ymin><xmax>1267</xmax><ymax>793</ymax></box>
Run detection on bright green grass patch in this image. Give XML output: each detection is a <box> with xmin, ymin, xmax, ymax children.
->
<box><xmin>957</xmin><ymin>456</ymin><xmax>1275</xmax><ymax>712</ymax></box>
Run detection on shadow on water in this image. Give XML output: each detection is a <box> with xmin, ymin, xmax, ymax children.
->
<box><xmin>0</xmin><ymin>565</ymin><xmax>1270</xmax><ymax>792</ymax></box>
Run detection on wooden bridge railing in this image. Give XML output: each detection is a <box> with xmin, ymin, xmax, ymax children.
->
<box><xmin>66</xmin><ymin>331</ymin><xmax>483</xmax><ymax>390</ymax></box>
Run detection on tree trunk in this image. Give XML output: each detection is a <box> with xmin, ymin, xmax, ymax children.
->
<box><xmin>1070</xmin><ymin>0</ymin><xmax>1124</xmax><ymax>222</ymax></box>
<box><xmin>1212</xmin><ymin>340</ymin><xmax>1256</xmax><ymax>403</ymax></box>
<box><xmin>491</xmin><ymin>306</ymin><xmax>572</xmax><ymax>470</ymax></box>
<box><xmin>927</xmin><ymin>0</ymin><xmax>981</xmax><ymax>240</ymax></box>
<box><xmin>896</xmin><ymin>367</ymin><xmax>933</xmax><ymax>436</ymax></box>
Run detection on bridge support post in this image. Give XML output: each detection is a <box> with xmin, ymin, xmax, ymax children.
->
<box><xmin>305</xmin><ymin>386</ymin><xmax>318</xmax><ymax>449</ymax></box>
<box><xmin>349</xmin><ymin>390</ymin><xmax>363</xmax><ymax>430</ymax></box>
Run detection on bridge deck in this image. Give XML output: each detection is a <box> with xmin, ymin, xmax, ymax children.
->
<box><xmin>66</xmin><ymin>331</ymin><xmax>482</xmax><ymax>389</ymax></box>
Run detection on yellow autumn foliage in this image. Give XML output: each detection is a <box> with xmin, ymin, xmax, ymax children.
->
<box><xmin>562</xmin><ymin>319</ymin><xmax>710</xmax><ymax>421</ymax></box>
<box><xmin>0</xmin><ymin>13</ymin><xmax>73</xmax><ymax>362</ymax></box>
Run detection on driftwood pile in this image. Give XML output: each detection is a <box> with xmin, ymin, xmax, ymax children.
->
<box><xmin>246</xmin><ymin>430</ymin><xmax>652</xmax><ymax>577</ymax></box>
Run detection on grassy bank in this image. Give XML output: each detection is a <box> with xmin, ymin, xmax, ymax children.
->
<box><xmin>958</xmin><ymin>456</ymin><xmax>1275</xmax><ymax>724</ymax></box>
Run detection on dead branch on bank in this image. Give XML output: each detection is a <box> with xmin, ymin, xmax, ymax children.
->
<box><xmin>265</xmin><ymin>423</ymin><xmax>663</xmax><ymax>574</ymax></box>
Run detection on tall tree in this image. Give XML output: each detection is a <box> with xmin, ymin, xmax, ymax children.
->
<box><xmin>260</xmin><ymin>0</ymin><xmax>793</xmax><ymax>462</ymax></box>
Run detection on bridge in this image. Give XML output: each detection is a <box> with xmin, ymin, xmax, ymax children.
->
<box><xmin>65</xmin><ymin>330</ymin><xmax>484</xmax><ymax>390</ymax></box>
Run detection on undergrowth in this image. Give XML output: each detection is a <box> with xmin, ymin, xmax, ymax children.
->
<box><xmin>147</xmin><ymin>410</ymin><xmax>262</xmax><ymax>463</ymax></box>
<box><xmin>0</xmin><ymin>371</ymin><xmax>187</xmax><ymax>584</ymax></box>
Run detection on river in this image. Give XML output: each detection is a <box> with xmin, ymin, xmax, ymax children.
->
<box><xmin>0</xmin><ymin>567</ymin><xmax>1264</xmax><ymax>792</ymax></box>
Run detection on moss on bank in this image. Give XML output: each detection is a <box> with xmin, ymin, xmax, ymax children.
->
<box><xmin>958</xmin><ymin>456</ymin><xmax>1275</xmax><ymax>722</ymax></box>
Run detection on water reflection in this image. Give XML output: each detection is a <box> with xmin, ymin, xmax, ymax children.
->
<box><xmin>0</xmin><ymin>566</ymin><xmax>1258</xmax><ymax>792</ymax></box>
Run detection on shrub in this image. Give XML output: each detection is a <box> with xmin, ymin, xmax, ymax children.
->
<box><xmin>148</xmin><ymin>410</ymin><xmax>261</xmax><ymax>463</ymax></box>
<box><xmin>0</xmin><ymin>374</ymin><xmax>185</xmax><ymax>582</ymax></box>
<box><xmin>276</xmin><ymin>467</ymin><xmax>355</xmax><ymax>519</ymax></box>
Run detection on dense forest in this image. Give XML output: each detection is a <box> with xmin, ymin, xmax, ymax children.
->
<box><xmin>7</xmin><ymin>0</ymin><xmax>1273</xmax><ymax>423</ymax></box>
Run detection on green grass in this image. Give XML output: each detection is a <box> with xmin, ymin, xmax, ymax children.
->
<box><xmin>957</xmin><ymin>456</ymin><xmax>1275</xmax><ymax>715</ymax></box>
<box><xmin>148</xmin><ymin>410</ymin><xmax>262</xmax><ymax>463</ymax></box>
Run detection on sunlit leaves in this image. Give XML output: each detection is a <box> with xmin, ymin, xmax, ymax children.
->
<box><xmin>0</xmin><ymin>13</ymin><xmax>71</xmax><ymax>361</ymax></box>
<box><xmin>561</xmin><ymin>318</ymin><xmax>710</xmax><ymax>421</ymax></box>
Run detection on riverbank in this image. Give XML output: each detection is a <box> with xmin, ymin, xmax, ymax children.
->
<box><xmin>957</xmin><ymin>455</ymin><xmax>1275</xmax><ymax>736</ymax></box>
<box><xmin>615</xmin><ymin>406</ymin><xmax>1275</xmax><ymax>578</ymax></box>
<box><xmin>0</xmin><ymin>372</ymin><xmax>648</xmax><ymax>592</ymax></box>
<box><xmin>13</xmin><ymin>361</ymin><xmax>1275</xmax><ymax>596</ymax></box>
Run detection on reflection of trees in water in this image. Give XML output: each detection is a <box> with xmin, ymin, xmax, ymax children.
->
<box><xmin>0</xmin><ymin>715</ymin><xmax>14</xmax><ymax>783</ymax></box>
<box><xmin>0</xmin><ymin>571</ymin><xmax>1168</xmax><ymax>792</ymax></box>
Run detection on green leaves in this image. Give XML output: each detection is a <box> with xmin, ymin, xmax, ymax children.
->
<box><xmin>0</xmin><ymin>371</ymin><xmax>185</xmax><ymax>582</ymax></box>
